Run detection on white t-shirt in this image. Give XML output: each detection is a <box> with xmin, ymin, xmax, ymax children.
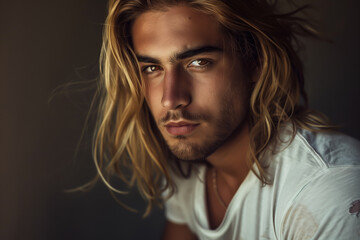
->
<box><xmin>164</xmin><ymin>127</ymin><xmax>360</xmax><ymax>240</ymax></box>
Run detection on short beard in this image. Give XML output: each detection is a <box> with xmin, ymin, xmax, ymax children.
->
<box><xmin>164</xmin><ymin>87</ymin><xmax>246</xmax><ymax>161</ymax></box>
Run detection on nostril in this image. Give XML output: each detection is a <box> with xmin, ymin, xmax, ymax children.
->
<box><xmin>174</xmin><ymin>103</ymin><xmax>183</xmax><ymax>109</ymax></box>
<box><xmin>161</xmin><ymin>87</ymin><xmax>191</xmax><ymax>110</ymax></box>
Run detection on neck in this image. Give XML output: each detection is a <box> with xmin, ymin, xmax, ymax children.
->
<box><xmin>207</xmin><ymin>123</ymin><xmax>250</xmax><ymax>191</ymax></box>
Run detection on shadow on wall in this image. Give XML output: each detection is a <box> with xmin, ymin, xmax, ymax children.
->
<box><xmin>0</xmin><ymin>1</ymin><xmax>164</xmax><ymax>239</ymax></box>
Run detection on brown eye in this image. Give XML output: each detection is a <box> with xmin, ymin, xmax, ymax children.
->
<box><xmin>143</xmin><ymin>65</ymin><xmax>162</xmax><ymax>73</ymax></box>
<box><xmin>188</xmin><ymin>59</ymin><xmax>211</xmax><ymax>68</ymax></box>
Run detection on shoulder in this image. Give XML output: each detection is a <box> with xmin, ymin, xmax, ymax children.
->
<box><xmin>276</xmin><ymin>127</ymin><xmax>360</xmax><ymax>239</ymax></box>
<box><xmin>296</xmin><ymin>128</ymin><xmax>360</xmax><ymax>167</ymax></box>
<box><xmin>264</xmin><ymin>126</ymin><xmax>360</xmax><ymax>193</ymax></box>
<box><xmin>280</xmin><ymin>165</ymin><xmax>360</xmax><ymax>239</ymax></box>
<box><xmin>267</xmin><ymin>124</ymin><xmax>360</xmax><ymax>171</ymax></box>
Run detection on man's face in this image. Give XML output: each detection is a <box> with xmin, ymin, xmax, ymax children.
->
<box><xmin>132</xmin><ymin>5</ymin><xmax>249</xmax><ymax>161</ymax></box>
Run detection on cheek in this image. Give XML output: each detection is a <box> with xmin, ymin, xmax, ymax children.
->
<box><xmin>202</xmin><ymin>73</ymin><xmax>234</xmax><ymax>104</ymax></box>
<box><xmin>145</xmin><ymin>84</ymin><xmax>163</xmax><ymax>116</ymax></box>
<box><xmin>202</xmin><ymin>64</ymin><xmax>237</xmax><ymax>96</ymax></box>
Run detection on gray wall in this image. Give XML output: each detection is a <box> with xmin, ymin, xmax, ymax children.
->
<box><xmin>1</xmin><ymin>0</ymin><xmax>359</xmax><ymax>239</ymax></box>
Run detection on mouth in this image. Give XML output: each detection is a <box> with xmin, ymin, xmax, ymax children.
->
<box><xmin>164</xmin><ymin>121</ymin><xmax>200</xmax><ymax>136</ymax></box>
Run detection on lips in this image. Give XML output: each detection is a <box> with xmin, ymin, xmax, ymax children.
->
<box><xmin>165</xmin><ymin>121</ymin><xmax>199</xmax><ymax>136</ymax></box>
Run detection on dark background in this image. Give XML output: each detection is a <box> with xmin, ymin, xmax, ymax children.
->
<box><xmin>1</xmin><ymin>0</ymin><xmax>359</xmax><ymax>239</ymax></box>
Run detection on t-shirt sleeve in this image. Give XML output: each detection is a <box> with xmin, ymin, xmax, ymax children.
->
<box><xmin>281</xmin><ymin>167</ymin><xmax>360</xmax><ymax>240</ymax></box>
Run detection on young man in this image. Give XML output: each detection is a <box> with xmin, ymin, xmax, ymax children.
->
<box><xmin>93</xmin><ymin>0</ymin><xmax>360</xmax><ymax>239</ymax></box>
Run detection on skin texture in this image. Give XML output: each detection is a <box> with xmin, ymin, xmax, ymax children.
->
<box><xmin>132</xmin><ymin>4</ymin><xmax>252</xmax><ymax>237</ymax></box>
<box><xmin>132</xmin><ymin>6</ymin><xmax>248</xmax><ymax>161</ymax></box>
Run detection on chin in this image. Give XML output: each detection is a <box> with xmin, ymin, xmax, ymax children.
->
<box><xmin>167</xmin><ymin>138</ymin><xmax>219</xmax><ymax>162</ymax></box>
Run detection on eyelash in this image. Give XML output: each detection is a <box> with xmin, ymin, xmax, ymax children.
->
<box><xmin>141</xmin><ymin>58</ymin><xmax>212</xmax><ymax>74</ymax></box>
<box><xmin>142</xmin><ymin>65</ymin><xmax>162</xmax><ymax>73</ymax></box>
<box><xmin>188</xmin><ymin>59</ymin><xmax>212</xmax><ymax>69</ymax></box>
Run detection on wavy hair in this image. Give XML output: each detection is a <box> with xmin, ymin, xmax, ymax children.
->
<box><xmin>93</xmin><ymin>0</ymin><xmax>333</xmax><ymax>215</ymax></box>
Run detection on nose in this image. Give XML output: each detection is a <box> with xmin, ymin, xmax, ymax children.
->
<box><xmin>161</xmin><ymin>67</ymin><xmax>191</xmax><ymax>109</ymax></box>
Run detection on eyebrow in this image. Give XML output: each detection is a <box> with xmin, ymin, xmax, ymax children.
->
<box><xmin>136</xmin><ymin>45</ymin><xmax>223</xmax><ymax>64</ymax></box>
<box><xmin>136</xmin><ymin>56</ymin><xmax>161</xmax><ymax>64</ymax></box>
<box><xmin>175</xmin><ymin>46</ymin><xmax>223</xmax><ymax>60</ymax></box>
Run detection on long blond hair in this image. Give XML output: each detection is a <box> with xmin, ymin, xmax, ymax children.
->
<box><xmin>94</xmin><ymin>0</ymin><xmax>333</xmax><ymax>215</ymax></box>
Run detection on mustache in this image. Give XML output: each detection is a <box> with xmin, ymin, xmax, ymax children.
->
<box><xmin>158</xmin><ymin>110</ymin><xmax>208</xmax><ymax>124</ymax></box>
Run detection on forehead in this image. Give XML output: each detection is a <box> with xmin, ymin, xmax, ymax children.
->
<box><xmin>131</xmin><ymin>5</ymin><xmax>224</xmax><ymax>56</ymax></box>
